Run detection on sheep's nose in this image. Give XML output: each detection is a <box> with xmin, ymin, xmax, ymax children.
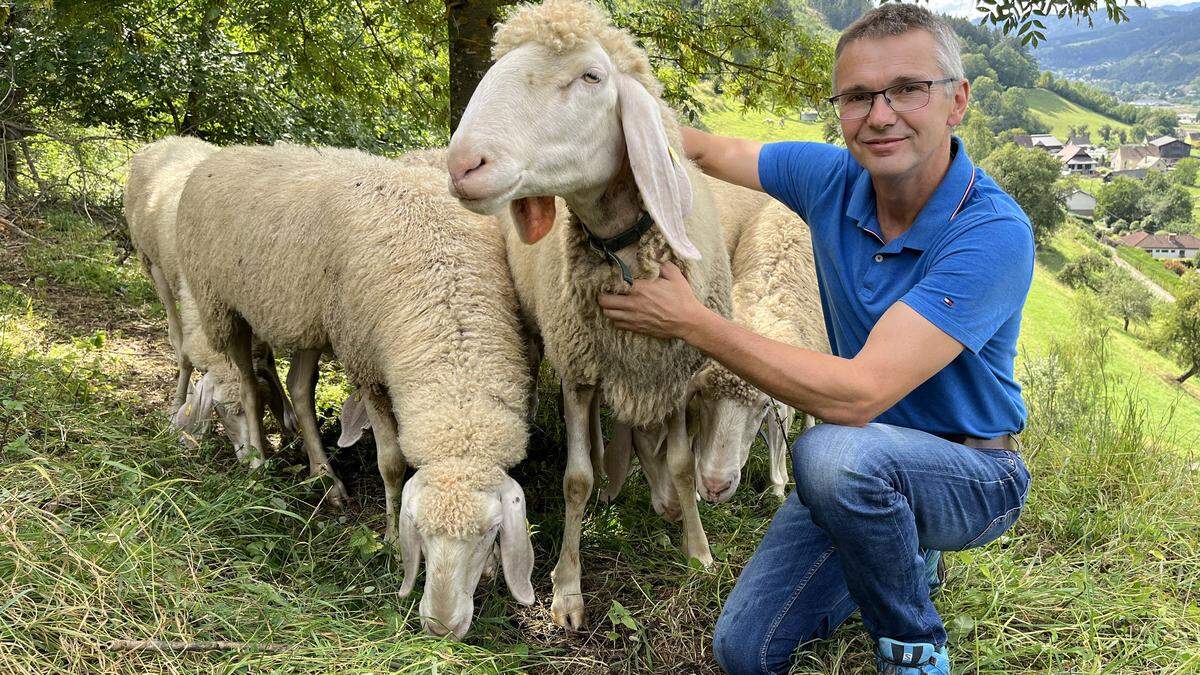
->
<box><xmin>448</xmin><ymin>153</ymin><xmax>487</xmax><ymax>194</ymax></box>
<box><xmin>423</xmin><ymin>618</ymin><xmax>453</xmax><ymax>638</ymax></box>
<box><xmin>702</xmin><ymin>476</ymin><xmax>733</xmax><ymax>502</ymax></box>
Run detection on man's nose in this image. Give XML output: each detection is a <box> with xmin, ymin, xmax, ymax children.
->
<box><xmin>866</xmin><ymin>92</ymin><xmax>897</xmax><ymax>127</ymax></box>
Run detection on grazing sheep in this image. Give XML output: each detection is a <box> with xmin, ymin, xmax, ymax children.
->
<box><xmin>691</xmin><ymin>197</ymin><xmax>827</xmax><ymax>500</ymax></box>
<box><xmin>446</xmin><ymin>0</ymin><xmax>733</xmax><ymax>629</ymax></box>
<box><xmin>176</xmin><ymin>143</ymin><xmax>534</xmax><ymax>638</ymax></box>
<box><xmin>123</xmin><ymin>136</ymin><xmax>293</xmax><ymax>454</ymax></box>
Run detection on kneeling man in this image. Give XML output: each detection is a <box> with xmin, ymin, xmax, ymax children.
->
<box><xmin>600</xmin><ymin>4</ymin><xmax>1033</xmax><ymax>674</ymax></box>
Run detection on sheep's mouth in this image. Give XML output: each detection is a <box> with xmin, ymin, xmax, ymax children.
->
<box><xmin>510</xmin><ymin>196</ymin><xmax>556</xmax><ymax>245</ymax></box>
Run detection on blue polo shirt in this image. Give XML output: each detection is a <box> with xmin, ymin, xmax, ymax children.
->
<box><xmin>758</xmin><ymin>137</ymin><xmax>1034</xmax><ymax>437</ymax></box>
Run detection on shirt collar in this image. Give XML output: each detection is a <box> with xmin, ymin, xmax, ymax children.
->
<box><xmin>846</xmin><ymin>136</ymin><xmax>976</xmax><ymax>252</ymax></box>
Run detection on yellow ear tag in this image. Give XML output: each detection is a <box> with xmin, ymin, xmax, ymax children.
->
<box><xmin>668</xmin><ymin>146</ymin><xmax>679</xmax><ymax>165</ymax></box>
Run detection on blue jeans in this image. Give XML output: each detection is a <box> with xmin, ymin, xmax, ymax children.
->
<box><xmin>713</xmin><ymin>423</ymin><xmax>1031</xmax><ymax>675</ymax></box>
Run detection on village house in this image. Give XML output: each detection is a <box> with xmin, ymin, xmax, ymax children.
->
<box><xmin>1057</xmin><ymin>144</ymin><xmax>1099</xmax><ymax>175</ymax></box>
<box><xmin>1148</xmin><ymin>135</ymin><xmax>1193</xmax><ymax>164</ymax></box>
<box><xmin>1179</xmin><ymin>112</ymin><xmax>1197</xmax><ymax>125</ymax></box>
<box><xmin>1118</xmin><ymin>231</ymin><xmax>1200</xmax><ymax>260</ymax></box>
<box><xmin>1065</xmin><ymin>189</ymin><xmax>1097</xmax><ymax>218</ymax></box>
<box><xmin>1030</xmin><ymin>133</ymin><xmax>1064</xmax><ymax>153</ymax></box>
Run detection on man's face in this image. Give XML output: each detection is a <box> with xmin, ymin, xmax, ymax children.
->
<box><xmin>833</xmin><ymin>30</ymin><xmax>969</xmax><ymax>182</ymax></box>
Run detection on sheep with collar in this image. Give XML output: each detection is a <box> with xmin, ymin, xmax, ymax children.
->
<box><xmin>446</xmin><ymin>0</ymin><xmax>733</xmax><ymax>630</ymax></box>
<box><xmin>123</xmin><ymin>136</ymin><xmax>294</xmax><ymax>455</ymax></box>
<box><xmin>605</xmin><ymin>179</ymin><xmax>825</xmax><ymax>506</ymax></box>
<box><xmin>175</xmin><ymin>143</ymin><xmax>534</xmax><ymax>639</ymax></box>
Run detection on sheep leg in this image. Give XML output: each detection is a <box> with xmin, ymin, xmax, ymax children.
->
<box><xmin>550</xmin><ymin>381</ymin><xmax>595</xmax><ymax>630</ymax></box>
<box><xmin>226</xmin><ymin>319</ymin><xmax>267</xmax><ymax>469</ymax></box>
<box><xmin>667</xmin><ymin>404</ymin><xmax>712</xmax><ymax>566</ymax></box>
<box><xmin>599</xmin><ymin>423</ymin><xmax>633</xmax><ymax>503</ymax></box>
<box><xmin>286</xmin><ymin>349</ymin><xmax>350</xmax><ymax>509</ymax></box>
<box><xmin>633</xmin><ymin>424</ymin><xmax>676</xmax><ymax>521</ymax></box>
<box><xmin>588</xmin><ymin>392</ymin><xmax>605</xmax><ymax>487</ymax></box>
<box><xmin>257</xmin><ymin>345</ymin><xmax>297</xmax><ymax>436</ymax></box>
<box><xmin>145</xmin><ymin>262</ymin><xmax>190</xmax><ymax>411</ymax></box>
<box><xmin>766</xmin><ymin>402</ymin><xmax>796</xmax><ymax>499</ymax></box>
<box><xmin>363</xmin><ymin>388</ymin><xmax>406</xmax><ymax>548</ymax></box>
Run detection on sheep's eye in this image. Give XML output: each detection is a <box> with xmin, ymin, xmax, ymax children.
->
<box><xmin>582</xmin><ymin>71</ymin><xmax>602</xmax><ymax>84</ymax></box>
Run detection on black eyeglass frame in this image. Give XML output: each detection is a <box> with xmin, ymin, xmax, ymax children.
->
<box><xmin>825</xmin><ymin>77</ymin><xmax>960</xmax><ymax>120</ymax></box>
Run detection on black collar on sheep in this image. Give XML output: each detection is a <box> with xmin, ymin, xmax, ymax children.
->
<box><xmin>576</xmin><ymin>209</ymin><xmax>654</xmax><ymax>286</ymax></box>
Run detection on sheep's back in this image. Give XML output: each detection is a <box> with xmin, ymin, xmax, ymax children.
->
<box><xmin>124</xmin><ymin>136</ymin><xmax>218</xmax><ymax>287</ymax></box>
<box><xmin>731</xmin><ymin>200</ymin><xmax>827</xmax><ymax>353</ymax></box>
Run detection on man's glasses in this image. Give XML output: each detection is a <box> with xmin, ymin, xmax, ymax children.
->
<box><xmin>826</xmin><ymin>78</ymin><xmax>959</xmax><ymax>121</ymax></box>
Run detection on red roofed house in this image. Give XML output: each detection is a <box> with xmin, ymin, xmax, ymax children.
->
<box><xmin>1119</xmin><ymin>231</ymin><xmax>1200</xmax><ymax>259</ymax></box>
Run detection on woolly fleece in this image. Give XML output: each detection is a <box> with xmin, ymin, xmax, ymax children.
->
<box><xmin>176</xmin><ymin>144</ymin><xmax>530</xmax><ymax>537</ymax></box>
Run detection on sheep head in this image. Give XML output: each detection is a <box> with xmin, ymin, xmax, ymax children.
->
<box><xmin>173</xmin><ymin>370</ymin><xmax>252</xmax><ymax>453</ymax></box>
<box><xmin>689</xmin><ymin>365</ymin><xmax>771</xmax><ymax>502</ymax></box>
<box><xmin>446</xmin><ymin>0</ymin><xmax>698</xmax><ymax>260</ymax></box>
<box><xmin>396</xmin><ymin>464</ymin><xmax>534</xmax><ymax>639</ymax></box>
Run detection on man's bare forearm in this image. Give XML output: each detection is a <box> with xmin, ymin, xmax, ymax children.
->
<box><xmin>684</xmin><ymin>306</ymin><xmax>879</xmax><ymax>426</ymax></box>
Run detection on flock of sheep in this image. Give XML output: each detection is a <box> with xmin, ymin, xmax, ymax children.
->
<box><xmin>121</xmin><ymin>0</ymin><xmax>826</xmax><ymax>639</ymax></box>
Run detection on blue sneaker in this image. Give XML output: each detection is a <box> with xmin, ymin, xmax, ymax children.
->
<box><xmin>923</xmin><ymin>549</ymin><xmax>945</xmax><ymax>596</ymax></box>
<box><xmin>875</xmin><ymin>638</ymin><xmax>950</xmax><ymax>674</ymax></box>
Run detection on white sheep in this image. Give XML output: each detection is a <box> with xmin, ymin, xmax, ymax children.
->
<box><xmin>175</xmin><ymin>143</ymin><xmax>534</xmax><ymax>639</ymax></box>
<box><xmin>690</xmin><ymin>194</ymin><xmax>827</xmax><ymax>500</ymax></box>
<box><xmin>123</xmin><ymin>136</ymin><xmax>293</xmax><ymax>454</ymax></box>
<box><xmin>603</xmin><ymin>178</ymin><xmax>824</xmax><ymax>504</ymax></box>
<box><xmin>446</xmin><ymin>0</ymin><xmax>733</xmax><ymax>630</ymax></box>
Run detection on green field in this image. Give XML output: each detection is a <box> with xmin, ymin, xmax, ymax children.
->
<box><xmin>1021</xmin><ymin>88</ymin><xmax>1133</xmax><ymax>140</ymax></box>
<box><xmin>700</xmin><ymin>96</ymin><xmax>826</xmax><ymax>142</ymax></box>
<box><xmin>1114</xmin><ymin>245</ymin><xmax>1187</xmax><ymax>297</ymax></box>
<box><xmin>1025</xmin><ymin>238</ymin><xmax>1200</xmax><ymax>444</ymax></box>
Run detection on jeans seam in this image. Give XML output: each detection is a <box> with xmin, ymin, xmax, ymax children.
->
<box><xmin>758</xmin><ymin>544</ymin><xmax>836</xmax><ymax>674</ymax></box>
<box><xmin>963</xmin><ymin>472</ymin><xmax>1031</xmax><ymax>549</ymax></box>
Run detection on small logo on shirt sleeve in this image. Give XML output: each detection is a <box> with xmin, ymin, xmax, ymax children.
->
<box><xmin>942</xmin><ymin>297</ymin><xmax>954</xmax><ymax>308</ymax></box>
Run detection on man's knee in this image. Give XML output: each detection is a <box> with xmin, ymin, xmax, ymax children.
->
<box><xmin>791</xmin><ymin>423</ymin><xmax>886</xmax><ymax>511</ymax></box>
<box><xmin>713</xmin><ymin>610</ymin><xmax>768</xmax><ymax>674</ymax></box>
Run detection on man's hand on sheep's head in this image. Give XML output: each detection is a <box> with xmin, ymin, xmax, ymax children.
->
<box><xmin>599</xmin><ymin>262</ymin><xmax>707</xmax><ymax>339</ymax></box>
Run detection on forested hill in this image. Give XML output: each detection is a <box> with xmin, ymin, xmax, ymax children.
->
<box><xmin>1033</xmin><ymin>4</ymin><xmax>1200</xmax><ymax>90</ymax></box>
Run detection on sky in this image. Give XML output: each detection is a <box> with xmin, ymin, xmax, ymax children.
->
<box><xmin>924</xmin><ymin>0</ymin><xmax>1197</xmax><ymax>19</ymax></box>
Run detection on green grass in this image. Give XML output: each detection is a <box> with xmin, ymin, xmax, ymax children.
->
<box><xmin>1114</xmin><ymin>246</ymin><xmax>1186</xmax><ymax>297</ymax></box>
<box><xmin>4</xmin><ymin>211</ymin><xmax>1200</xmax><ymax>673</ymax></box>
<box><xmin>700</xmin><ymin>95</ymin><xmax>826</xmax><ymax>142</ymax></box>
<box><xmin>1020</xmin><ymin>88</ymin><xmax>1133</xmax><ymax>140</ymax></box>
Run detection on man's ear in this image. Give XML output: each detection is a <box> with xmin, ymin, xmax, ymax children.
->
<box><xmin>948</xmin><ymin>79</ymin><xmax>971</xmax><ymax>127</ymax></box>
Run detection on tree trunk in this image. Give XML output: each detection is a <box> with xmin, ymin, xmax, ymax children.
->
<box><xmin>0</xmin><ymin>5</ymin><xmax>23</xmax><ymax>203</ymax></box>
<box><xmin>179</xmin><ymin>2</ymin><xmax>226</xmax><ymax>138</ymax></box>
<box><xmin>445</xmin><ymin>0</ymin><xmax>515</xmax><ymax>134</ymax></box>
<box><xmin>1123</xmin><ymin>316</ymin><xmax>1130</xmax><ymax>332</ymax></box>
<box><xmin>1177</xmin><ymin>364</ymin><xmax>1198</xmax><ymax>384</ymax></box>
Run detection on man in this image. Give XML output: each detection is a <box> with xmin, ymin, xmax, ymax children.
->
<box><xmin>598</xmin><ymin>4</ymin><xmax>1033</xmax><ymax>674</ymax></box>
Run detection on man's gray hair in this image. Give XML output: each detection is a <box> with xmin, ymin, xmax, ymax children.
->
<box><xmin>832</xmin><ymin>3</ymin><xmax>964</xmax><ymax>92</ymax></box>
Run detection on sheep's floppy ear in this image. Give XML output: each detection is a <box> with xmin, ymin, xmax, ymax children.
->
<box><xmin>337</xmin><ymin>388</ymin><xmax>372</xmax><ymax>448</ymax></box>
<box><xmin>173</xmin><ymin>372</ymin><xmax>215</xmax><ymax>445</ymax></box>
<box><xmin>497</xmin><ymin>475</ymin><xmax>535</xmax><ymax>605</ymax></box>
<box><xmin>397</xmin><ymin>472</ymin><xmax>425</xmax><ymax>597</ymax></box>
<box><xmin>617</xmin><ymin>74</ymin><xmax>699</xmax><ymax>261</ymax></box>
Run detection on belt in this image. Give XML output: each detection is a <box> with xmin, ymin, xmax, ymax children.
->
<box><xmin>936</xmin><ymin>432</ymin><xmax>1020</xmax><ymax>451</ymax></box>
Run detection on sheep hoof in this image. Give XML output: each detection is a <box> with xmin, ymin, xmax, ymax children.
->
<box><xmin>682</xmin><ymin>532</ymin><xmax>713</xmax><ymax>568</ymax></box>
<box><xmin>769</xmin><ymin>485</ymin><xmax>786</xmax><ymax>501</ymax></box>
<box><xmin>315</xmin><ymin>472</ymin><xmax>350</xmax><ymax>510</ymax></box>
<box><xmin>550</xmin><ymin>593</ymin><xmax>586</xmax><ymax>630</ymax></box>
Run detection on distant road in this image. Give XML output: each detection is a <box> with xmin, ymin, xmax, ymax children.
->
<box><xmin>1112</xmin><ymin>255</ymin><xmax>1176</xmax><ymax>303</ymax></box>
